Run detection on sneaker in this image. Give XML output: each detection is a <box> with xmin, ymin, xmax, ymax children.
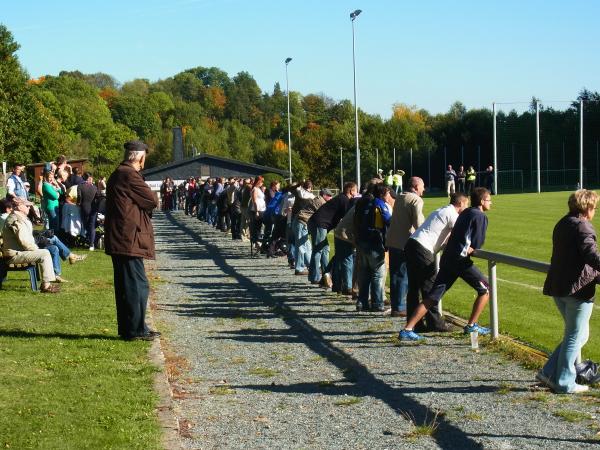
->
<box><xmin>399</xmin><ymin>329</ymin><xmax>424</xmax><ymax>341</ymax></box>
<box><xmin>295</xmin><ymin>270</ymin><xmax>309</xmax><ymax>276</ymax></box>
<box><xmin>535</xmin><ymin>370</ymin><xmax>559</xmax><ymax>391</ymax></box>
<box><xmin>570</xmin><ymin>384</ymin><xmax>590</xmax><ymax>394</ymax></box>
<box><xmin>320</xmin><ymin>273</ymin><xmax>333</xmax><ymax>289</ymax></box>
<box><xmin>89</xmin><ymin>246</ymin><xmax>95</xmax><ymax>251</ymax></box>
<box><xmin>53</xmin><ymin>276</ymin><xmax>69</xmax><ymax>283</ymax></box>
<box><xmin>371</xmin><ymin>306</ymin><xmax>392</xmax><ymax>314</ymax></box>
<box><xmin>68</xmin><ymin>253</ymin><xmax>87</xmax><ymax>265</ymax></box>
<box><xmin>390</xmin><ymin>310</ymin><xmax>407</xmax><ymax>318</ymax></box>
<box><xmin>463</xmin><ymin>323</ymin><xmax>490</xmax><ymax>335</ymax></box>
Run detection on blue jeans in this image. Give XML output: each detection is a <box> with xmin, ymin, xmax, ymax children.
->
<box><xmin>356</xmin><ymin>244</ymin><xmax>386</xmax><ymax>310</ymax></box>
<box><xmin>46</xmin><ymin>206</ymin><xmax>60</xmax><ymax>233</ymax></box>
<box><xmin>542</xmin><ymin>296</ymin><xmax>593</xmax><ymax>393</ymax></box>
<box><xmin>48</xmin><ymin>235</ymin><xmax>71</xmax><ymax>260</ymax></box>
<box><xmin>292</xmin><ymin>219</ymin><xmax>311</xmax><ymax>272</ymax></box>
<box><xmin>308</xmin><ymin>224</ymin><xmax>329</xmax><ymax>282</ymax></box>
<box><xmin>332</xmin><ymin>238</ymin><xmax>354</xmax><ymax>293</ymax></box>
<box><xmin>46</xmin><ymin>245</ymin><xmax>61</xmax><ymax>275</ymax></box>
<box><xmin>389</xmin><ymin>247</ymin><xmax>408</xmax><ymax>312</ymax></box>
<box><xmin>207</xmin><ymin>203</ymin><xmax>218</xmax><ymax>225</ymax></box>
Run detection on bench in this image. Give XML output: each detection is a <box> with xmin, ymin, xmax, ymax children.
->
<box><xmin>0</xmin><ymin>237</ymin><xmax>39</xmax><ymax>291</ymax></box>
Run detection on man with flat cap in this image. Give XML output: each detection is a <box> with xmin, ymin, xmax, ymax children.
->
<box><xmin>105</xmin><ymin>140</ymin><xmax>160</xmax><ymax>341</ymax></box>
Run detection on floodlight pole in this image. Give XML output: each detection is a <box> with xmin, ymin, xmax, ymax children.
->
<box><xmin>493</xmin><ymin>102</ymin><xmax>498</xmax><ymax>195</ymax></box>
<box><xmin>536</xmin><ymin>101</ymin><xmax>541</xmax><ymax>193</ymax></box>
<box><xmin>410</xmin><ymin>148</ymin><xmax>413</xmax><ymax>177</ymax></box>
<box><xmin>285</xmin><ymin>57</ymin><xmax>293</xmax><ymax>183</ymax></box>
<box><xmin>376</xmin><ymin>147</ymin><xmax>379</xmax><ymax>174</ymax></box>
<box><xmin>393</xmin><ymin>147</ymin><xmax>396</xmax><ymax>171</ymax></box>
<box><xmin>350</xmin><ymin>9</ymin><xmax>362</xmax><ymax>188</ymax></box>
<box><xmin>580</xmin><ymin>99</ymin><xmax>584</xmax><ymax>188</ymax></box>
<box><xmin>340</xmin><ymin>147</ymin><xmax>344</xmax><ymax>189</ymax></box>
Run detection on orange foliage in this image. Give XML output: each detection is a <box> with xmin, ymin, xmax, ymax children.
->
<box><xmin>273</xmin><ymin>139</ymin><xmax>288</xmax><ymax>152</ymax></box>
<box><xmin>206</xmin><ymin>86</ymin><xmax>226</xmax><ymax>111</ymax></box>
<box><xmin>27</xmin><ymin>76</ymin><xmax>46</xmax><ymax>85</ymax></box>
<box><xmin>391</xmin><ymin>103</ymin><xmax>427</xmax><ymax>127</ymax></box>
<box><xmin>99</xmin><ymin>88</ymin><xmax>118</xmax><ymax>106</ymax></box>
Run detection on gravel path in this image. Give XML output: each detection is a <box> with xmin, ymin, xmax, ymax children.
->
<box><xmin>152</xmin><ymin>211</ymin><xmax>600</xmax><ymax>449</ymax></box>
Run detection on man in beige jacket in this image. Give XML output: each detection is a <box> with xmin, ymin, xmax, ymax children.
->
<box><xmin>1</xmin><ymin>197</ymin><xmax>59</xmax><ymax>293</ymax></box>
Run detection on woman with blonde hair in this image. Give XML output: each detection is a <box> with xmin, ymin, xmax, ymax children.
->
<box><xmin>539</xmin><ymin>189</ymin><xmax>600</xmax><ymax>393</ymax></box>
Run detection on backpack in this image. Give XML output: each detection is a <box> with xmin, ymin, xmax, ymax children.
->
<box><xmin>354</xmin><ymin>194</ymin><xmax>384</xmax><ymax>250</ymax></box>
<box><xmin>263</xmin><ymin>191</ymin><xmax>284</xmax><ymax>220</ymax></box>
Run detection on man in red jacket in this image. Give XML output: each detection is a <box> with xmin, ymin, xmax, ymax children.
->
<box><xmin>105</xmin><ymin>141</ymin><xmax>159</xmax><ymax>341</ymax></box>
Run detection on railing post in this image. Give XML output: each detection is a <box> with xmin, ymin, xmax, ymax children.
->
<box><xmin>435</xmin><ymin>253</ymin><xmax>442</xmax><ymax>315</ymax></box>
<box><xmin>488</xmin><ymin>260</ymin><xmax>499</xmax><ymax>339</ymax></box>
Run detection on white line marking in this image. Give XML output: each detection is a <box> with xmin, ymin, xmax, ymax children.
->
<box><xmin>497</xmin><ymin>277</ymin><xmax>542</xmax><ymax>291</ymax></box>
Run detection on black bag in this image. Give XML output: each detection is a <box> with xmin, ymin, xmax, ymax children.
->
<box><xmin>33</xmin><ymin>229</ymin><xmax>54</xmax><ymax>248</ymax></box>
<box><xmin>575</xmin><ymin>359</ymin><xmax>600</xmax><ymax>384</ymax></box>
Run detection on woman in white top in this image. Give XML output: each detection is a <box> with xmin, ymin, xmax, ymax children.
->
<box><xmin>250</xmin><ymin>176</ymin><xmax>266</xmax><ymax>250</ymax></box>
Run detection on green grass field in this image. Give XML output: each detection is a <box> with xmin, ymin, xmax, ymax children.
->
<box><xmin>0</xmin><ymin>251</ymin><xmax>161</xmax><ymax>449</ymax></box>
<box><xmin>410</xmin><ymin>191</ymin><xmax>600</xmax><ymax>360</ymax></box>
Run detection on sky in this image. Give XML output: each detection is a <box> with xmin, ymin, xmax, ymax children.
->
<box><xmin>3</xmin><ymin>0</ymin><xmax>599</xmax><ymax>118</ymax></box>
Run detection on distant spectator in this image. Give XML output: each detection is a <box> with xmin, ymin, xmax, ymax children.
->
<box><xmin>445</xmin><ymin>165</ymin><xmax>457</xmax><ymax>196</ymax></box>
<box><xmin>7</xmin><ymin>163</ymin><xmax>27</xmax><ymax>200</ymax></box>
<box><xmin>77</xmin><ymin>172</ymin><xmax>98</xmax><ymax>250</ymax></box>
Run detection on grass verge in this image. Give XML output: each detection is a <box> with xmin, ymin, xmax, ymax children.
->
<box><xmin>0</xmin><ymin>250</ymin><xmax>161</xmax><ymax>449</ymax></box>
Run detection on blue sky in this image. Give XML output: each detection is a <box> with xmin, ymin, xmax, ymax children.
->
<box><xmin>3</xmin><ymin>0</ymin><xmax>599</xmax><ymax>117</ymax></box>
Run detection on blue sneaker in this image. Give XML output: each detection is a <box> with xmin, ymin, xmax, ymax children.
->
<box><xmin>399</xmin><ymin>329</ymin><xmax>424</xmax><ymax>341</ymax></box>
<box><xmin>463</xmin><ymin>323</ymin><xmax>490</xmax><ymax>335</ymax></box>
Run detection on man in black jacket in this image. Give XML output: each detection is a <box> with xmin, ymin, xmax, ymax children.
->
<box><xmin>77</xmin><ymin>172</ymin><xmax>98</xmax><ymax>251</ymax></box>
<box><xmin>308</xmin><ymin>182</ymin><xmax>357</xmax><ymax>287</ymax></box>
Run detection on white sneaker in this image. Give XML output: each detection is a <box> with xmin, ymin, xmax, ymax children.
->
<box><xmin>570</xmin><ymin>384</ymin><xmax>590</xmax><ymax>394</ymax></box>
<box><xmin>89</xmin><ymin>246</ymin><xmax>95</xmax><ymax>251</ymax></box>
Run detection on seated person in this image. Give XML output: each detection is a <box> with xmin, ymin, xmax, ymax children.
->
<box><xmin>1</xmin><ymin>197</ymin><xmax>60</xmax><ymax>293</ymax></box>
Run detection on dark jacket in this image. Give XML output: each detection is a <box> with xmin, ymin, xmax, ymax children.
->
<box><xmin>543</xmin><ymin>214</ymin><xmax>600</xmax><ymax>300</ymax></box>
<box><xmin>105</xmin><ymin>162</ymin><xmax>158</xmax><ymax>259</ymax></box>
<box><xmin>77</xmin><ymin>182</ymin><xmax>98</xmax><ymax>216</ymax></box>
<box><xmin>309</xmin><ymin>193</ymin><xmax>350</xmax><ymax>231</ymax></box>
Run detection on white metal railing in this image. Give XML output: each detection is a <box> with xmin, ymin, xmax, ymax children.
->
<box><xmin>471</xmin><ymin>249</ymin><xmax>550</xmax><ymax>339</ymax></box>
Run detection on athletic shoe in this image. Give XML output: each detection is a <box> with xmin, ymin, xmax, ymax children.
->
<box><xmin>535</xmin><ymin>370</ymin><xmax>559</xmax><ymax>391</ymax></box>
<box><xmin>68</xmin><ymin>253</ymin><xmax>87</xmax><ymax>264</ymax></box>
<box><xmin>390</xmin><ymin>310</ymin><xmax>407</xmax><ymax>318</ymax></box>
<box><xmin>399</xmin><ymin>329</ymin><xmax>424</xmax><ymax>341</ymax></box>
<box><xmin>570</xmin><ymin>384</ymin><xmax>590</xmax><ymax>394</ymax></box>
<box><xmin>463</xmin><ymin>323</ymin><xmax>490</xmax><ymax>335</ymax></box>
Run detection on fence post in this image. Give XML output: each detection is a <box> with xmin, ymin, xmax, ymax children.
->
<box><xmin>488</xmin><ymin>259</ymin><xmax>499</xmax><ymax>339</ymax></box>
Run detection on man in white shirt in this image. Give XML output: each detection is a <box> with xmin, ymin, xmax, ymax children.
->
<box><xmin>404</xmin><ymin>192</ymin><xmax>469</xmax><ymax>331</ymax></box>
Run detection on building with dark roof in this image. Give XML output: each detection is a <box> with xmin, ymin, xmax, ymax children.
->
<box><xmin>142</xmin><ymin>154</ymin><xmax>288</xmax><ymax>182</ymax></box>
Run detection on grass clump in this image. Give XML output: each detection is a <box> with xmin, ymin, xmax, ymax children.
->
<box><xmin>334</xmin><ymin>396</ymin><xmax>362</xmax><ymax>406</ymax></box>
<box><xmin>553</xmin><ymin>409</ymin><xmax>593</xmax><ymax>423</ymax></box>
<box><xmin>208</xmin><ymin>386</ymin><xmax>236</xmax><ymax>395</ymax></box>
<box><xmin>402</xmin><ymin>410</ymin><xmax>440</xmax><ymax>440</ymax></box>
<box><xmin>248</xmin><ymin>367</ymin><xmax>280</xmax><ymax>378</ymax></box>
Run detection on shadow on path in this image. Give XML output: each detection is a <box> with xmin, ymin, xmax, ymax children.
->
<box><xmin>163</xmin><ymin>212</ymin><xmax>487</xmax><ymax>450</ymax></box>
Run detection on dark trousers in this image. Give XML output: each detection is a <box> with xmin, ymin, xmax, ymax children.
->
<box><xmin>404</xmin><ymin>238</ymin><xmax>445</xmax><ymax>330</ymax></box>
<box><xmin>81</xmin><ymin>208</ymin><xmax>96</xmax><ymax>247</ymax></box>
<box><xmin>230</xmin><ymin>210</ymin><xmax>242</xmax><ymax>239</ymax></box>
<box><xmin>111</xmin><ymin>255</ymin><xmax>149</xmax><ymax>338</ymax></box>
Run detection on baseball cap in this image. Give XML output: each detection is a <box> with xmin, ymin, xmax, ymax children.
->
<box><xmin>13</xmin><ymin>197</ymin><xmax>33</xmax><ymax>207</ymax></box>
